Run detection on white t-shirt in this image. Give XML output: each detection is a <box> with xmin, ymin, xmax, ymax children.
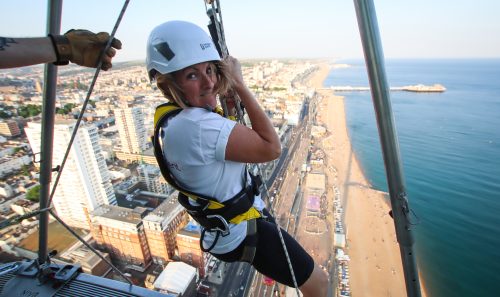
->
<box><xmin>161</xmin><ymin>107</ymin><xmax>265</xmax><ymax>254</ymax></box>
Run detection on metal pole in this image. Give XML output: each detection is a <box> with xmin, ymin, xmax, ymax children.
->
<box><xmin>352</xmin><ymin>0</ymin><xmax>422</xmax><ymax>296</ymax></box>
<box><xmin>38</xmin><ymin>0</ymin><xmax>63</xmax><ymax>264</ymax></box>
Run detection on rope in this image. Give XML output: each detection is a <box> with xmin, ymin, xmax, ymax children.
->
<box><xmin>38</xmin><ymin>0</ymin><xmax>133</xmax><ymax>286</ymax></box>
<box><xmin>203</xmin><ymin>1</ymin><xmax>300</xmax><ymax>293</ymax></box>
<box><xmin>48</xmin><ymin>209</ymin><xmax>134</xmax><ymax>285</ymax></box>
<box><xmin>48</xmin><ymin>0</ymin><xmax>130</xmax><ymax>207</ymax></box>
<box><xmin>0</xmin><ymin>207</ymin><xmax>53</xmax><ymax>230</ymax></box>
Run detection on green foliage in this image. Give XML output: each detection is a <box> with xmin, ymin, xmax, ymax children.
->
<box><xmin>271</xmin><ymin>87</ymin><xmax>287</xmax><ymax>91</ymax></box>
<box><xmin>26</xmin><ymin>185</ymin><xmax>40</xmax><ymax>202</ymax></box>
<box><xmin>0</xmin><ymin>110</ymin><xmax>11</xmax><ymax>119</ymax></box>
<box><xmin>55</xmin><ymin>103</ymin><xmax>77</xmax><ymax>115</ymax></box>
<box><xmin>20</xmin><ymin>164</ymin><xmax>30</xmax><ymax>177</ymax></box>
<box><xmin>18</xmin><ymin>104</ymin><xmax>42</xmax><ymax>118</ymax></box>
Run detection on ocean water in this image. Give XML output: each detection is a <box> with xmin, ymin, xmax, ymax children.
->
<box><xmin>324</xmin><ymin>59</ymin><xmax>500</xmax><ymax>297</ymax></box>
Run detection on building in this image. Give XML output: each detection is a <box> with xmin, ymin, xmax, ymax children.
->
<box><xmin>114</xmin><ymin>150</ymin><xmax>158</xmax><ymax>165</ymax></box>
<box><xmin>90</xmin><ymin>205</ymin><xmax>152</xmax><ymax>270</ymax></box>
<box><xmin>305</xmin><ymin>173</ymin><xmax>326</xmax><ymax>193</ymax></box>
<box><xmin>176</xmin><ymin>221</ymin><xmax>208</xmax><ymax>278</ymax></box>
<box><xmin>0</xmin><ymin>183</ymin><xmax>14</xmax><ymax>198</ymax></box>
<box><xmin>114</xmin><ymin>107</ymin><xmax>148</xmax><ymax>154</ymax></box>
<box><xmin>137</xmin><ymin>164</ymin><xmax>173</xmax><ymax>195</ymax></box>
<box><xmin>143</xmin><ymin>193</ymin><xmax>188</xmax><ymax>265</ymax></box>
<box><xmin>0</xmin><ymin>154</ymin><xmax>31</xmax><ymax>178</ymax></box>
<box><xmin>59</xmin><ymin>242</ymin><xmax>111</xmax><ymax>276</ymax></box>
<box><xmin>311</xmin><ymin>125</ymin><xmax>327</xmax><ymax>138</ymax></box>
<box><xmin>10</xmin><ymin>198</ymin><xmax>38</xmax><ymax>216</ymax></box>
<box><xmin>0</xmin><ymin>120</ymin><xmax>21</xmax><ymax>137</ymax></box>
<box><xmin>25</xmin><ymin>121</ymin><xmax>116</xmax><ymax>229</ymax></box>
<box><xmin>153</xmin><ymin>261</ymin><xmax>197</xmax><ymax>297</ymax></box>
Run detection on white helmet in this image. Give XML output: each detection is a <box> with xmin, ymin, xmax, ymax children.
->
<box><xmin>146</xmin><ymin>20</ymin><xmax>221</xmax><ymax>81</ymax></box>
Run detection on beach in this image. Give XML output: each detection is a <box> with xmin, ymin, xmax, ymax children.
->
<box><xmin>308</xmin><ymin>63</ymin><xmax>421</xmax><ymax>297</ymax></box>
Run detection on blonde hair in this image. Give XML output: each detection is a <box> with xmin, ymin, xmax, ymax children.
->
<box><xmin>155</xmin><ymin>60</ymin><xmax>233</xmax><ymax>109</ymax></box>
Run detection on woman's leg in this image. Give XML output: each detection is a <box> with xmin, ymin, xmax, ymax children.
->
<box><xmin>213</xmin><ymin>216</ymin><xmax>329</xmax><ymax>297</ymax></box>
<box><xmin>251</xmin><ymin>218</ymin><xmax>329</xmax><ymax>297</ymax></box>
<box><xmin>299</xmin><ymin>263</ymin><xmax>329</xmax><ymax>297</ymax></box>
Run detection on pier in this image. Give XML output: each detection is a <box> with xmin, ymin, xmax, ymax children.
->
<box><xmin>320</xmin><ymin>83</ymin><xmax>446</xmax><ymax>93</ymax></box>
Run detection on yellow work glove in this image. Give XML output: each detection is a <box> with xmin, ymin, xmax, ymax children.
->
<box><xmin>50</xmin><ymin>29</ymin><xmax>122</xmax><ymax>70</ymax></box>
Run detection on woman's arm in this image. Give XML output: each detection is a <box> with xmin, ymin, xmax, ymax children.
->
<box><xmin>225</xmin><ymin>56</ymin><xmax>282</xmax><ymax>163</ymax></box>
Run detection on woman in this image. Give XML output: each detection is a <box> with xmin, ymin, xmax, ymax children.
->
<box><xmin>147</xmin><ymin>20</ymin><xmax>328</xmax><ymax>297</ymax></box>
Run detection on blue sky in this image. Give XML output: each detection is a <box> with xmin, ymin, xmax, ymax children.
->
<box><xmin>1</xmin><ymin>0</ymin><xmax>499</xmax><ymax>62</ymax></box>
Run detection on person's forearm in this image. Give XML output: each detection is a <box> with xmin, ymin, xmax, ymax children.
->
<box><xmin>233</xmin><ymin>82</ymin><xmax>281</xmax><ymax>151</ymax></box>
<box><xmin>0</xmin><ymin>37</ymin><xmax>56</xmax><ymax>68</ymax></box>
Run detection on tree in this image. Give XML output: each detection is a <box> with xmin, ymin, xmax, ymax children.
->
<box><xmin>0</xmin><ymin>110</ymin><xmax>11</xmax><ymax>119</ymax></box>
<box><xmin>56</xmin><ymin>103</ymin><xmax>77</xmax><ymax>115</ymax></box>
<box><xmin>20</xmin><ymin>164</ymin><xmax>30</xmax><ymax>176</ymax></box>
<box><xmin>18</xmin><ymin>104</ymin><xmax>42</xmax><ymax>118</ymax></box>
<box><xmin>26</xmin><ymin>185</ymin><xmax>40</xmax><ymax>202</ymax></box>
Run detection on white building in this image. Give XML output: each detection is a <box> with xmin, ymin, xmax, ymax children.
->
<box><xmin>0</xmin><ymin>183</ymin><xmax>14</xmax><ymax>198</ymax></box>
<box><xmin>137</xmin><ymin>164</ymin><xmax>173</xmax><ymax>195</ymax></box>
<box><xmin>153</xmin><ymin>261</ymin><xmax>197</xmax><ymax>296</ymax></box>
<box><xmin>25</xmin><ymin>121</ymin><xmax>116</xmax><ymax>229</ymax></box>
<box><xmin>0</xmin><ymin>155</ymin><xmax>31</xmax><ymax>178</ymax></box>
<box><xmin>115</xmin><ymin>107</ymin><xmax>148</xmax><ymax>154</ymax></box>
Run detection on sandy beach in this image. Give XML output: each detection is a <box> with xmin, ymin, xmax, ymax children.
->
<box><xmin>308</xmin><ymin>63</ymin><xmax>424</xmax><ymax>297</ymax></box>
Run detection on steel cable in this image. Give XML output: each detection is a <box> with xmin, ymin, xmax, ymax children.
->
<box><xmin>203</xmin><ymin>0</ymin><xmax>301</xmax><ymax>293</ymax></box>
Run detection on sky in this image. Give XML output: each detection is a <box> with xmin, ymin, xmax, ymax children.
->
<box><xmin>1</xmin><ymin>0</ymin><xmax>499</xmax><ymax>62</ymax></box>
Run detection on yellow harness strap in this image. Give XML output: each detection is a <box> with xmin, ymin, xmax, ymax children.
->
<box><xmin>155</xmin><ymin>103</ymin><xmax>261</xmax><ymax>225</ymax></box>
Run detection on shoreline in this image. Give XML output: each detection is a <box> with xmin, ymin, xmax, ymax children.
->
<box><xmin>308</xmin><ymin>63</ymin><xmax>427</xmax><ymax>297</ymax></box>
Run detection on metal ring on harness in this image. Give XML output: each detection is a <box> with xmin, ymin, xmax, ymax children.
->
<box><xmin>206</xmin><ymin>214</ymin><xmax>230</xmax><ymax>236</ymax></box>
<box><xmin>199</xmin><ymin>214</ymin><xmax>230</xmax><ymax>253</ymax></box>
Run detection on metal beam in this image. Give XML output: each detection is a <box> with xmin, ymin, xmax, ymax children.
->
<box><xmin>352</xmin><ymin>0</ymin><xmax>422</xmax><ymax>296</ymax></box>
<box><xmin>38</xmin><ymin>0</ymin><xmax>63</xmax><ymax>264</ymax></box>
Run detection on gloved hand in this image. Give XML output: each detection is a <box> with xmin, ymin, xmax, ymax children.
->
<box><xmin>63</xmin><ymin>29</ymin><xmax>122</xmax><ymax>70</ymax></box>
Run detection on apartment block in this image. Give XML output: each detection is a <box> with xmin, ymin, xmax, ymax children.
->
<box><xmin>90</xmin><ymin>205</ymin><xmax>151</xmax><ymax>270</ymax></box>
<box><xmin>143</xmin><ymin>194</ymin><xmax>188</xmax><ymax>265</ymax></box>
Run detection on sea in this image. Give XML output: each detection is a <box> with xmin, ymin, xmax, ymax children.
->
<box><xmin>323</xmin><ymin>59</ymin><xmax>500</xmax><ymax>297</ymax></box>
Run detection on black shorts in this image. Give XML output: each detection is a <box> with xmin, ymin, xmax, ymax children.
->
<box><xmin>211</xmin><ymin>213</ymin><xmax>315</xmax><ymax>287</ymax></box>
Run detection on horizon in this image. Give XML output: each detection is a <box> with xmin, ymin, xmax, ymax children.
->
<box><xmin>1</xmin><ymin>1</ymin><xmax>500</xmax><ymax>62</ymax></box>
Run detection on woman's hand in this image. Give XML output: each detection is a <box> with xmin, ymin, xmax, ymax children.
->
<box><xmin>219</xmin><ymin>90</ymin><xmax>237</xmax><ymax>113</ymax></box>
<box><xmin>224</xmin><ymin>56</ymin><xmax>244</xmax><ymax>88</ymax></box>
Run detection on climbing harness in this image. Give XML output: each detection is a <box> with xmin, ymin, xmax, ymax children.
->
<box><xmin>152</xmin><ymin>102</ymin><xmax>262</xmax><ymax>260</ymax></box>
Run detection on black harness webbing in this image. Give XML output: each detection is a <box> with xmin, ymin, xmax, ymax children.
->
<box><xmin>152</xmin><ymin>103</ymin><xmax>262</xmax><ymax>260</ymax></box>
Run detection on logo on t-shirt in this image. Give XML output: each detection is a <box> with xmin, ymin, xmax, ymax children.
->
<box><xmin>167</xmin><ymin>161</ymin><xmax>181</xmax><ymax>172</ymax></box>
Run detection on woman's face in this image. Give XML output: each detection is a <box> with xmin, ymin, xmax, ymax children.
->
<box><xmin>173</xmin><ymin>62</ymin><xmax>218</xmax><ymax>109</ymax></box>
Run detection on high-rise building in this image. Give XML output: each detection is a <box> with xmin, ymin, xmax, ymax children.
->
<box><xmin>90</xmin><ymin>205</ymin><xmax>151</xmax><ymax>270</ymax></box>
<box><xmin>143</xmin><ymin>194</ymin><xmax>188</xmax><ymax>266</ymax></box>
<box><xmin>114</xmin><ymin>107</ymin><xmax>148</xmax><ymax>154</ymax></box>
<box><xmin>137</xmin><ymin>164</ymin><xmax>173</xmax><ymax>195</ymax></box>
<box><xmin>25</xmin><ymin>121</ymin><xmax>116</xmax><ymax>229</ymax></box>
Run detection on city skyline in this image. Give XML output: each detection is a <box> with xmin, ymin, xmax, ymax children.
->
<box><xmin>1</xmin><ymin>0</ymin><xmax>499</xmax><ymax>62</ymax></box>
